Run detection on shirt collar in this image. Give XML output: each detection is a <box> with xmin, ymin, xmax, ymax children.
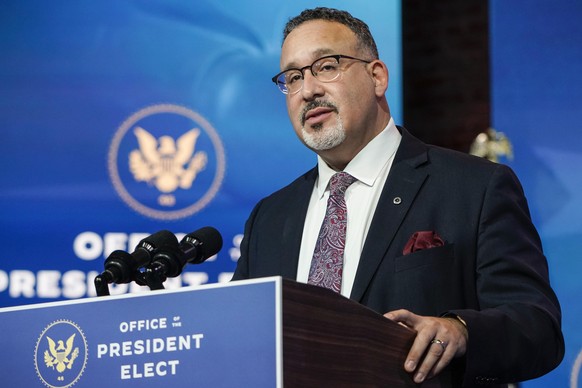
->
<box><xmin>315</xmin><ymin>117</ymin><xmax>401</xmax><ymax>198</ymax></box>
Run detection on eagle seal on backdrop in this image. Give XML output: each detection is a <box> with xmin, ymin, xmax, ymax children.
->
<box><xmin>108</xmin><ymin>103</ymin><xmax>226</xmax><ymax>220</ymax></box>
<box><xmin>129</xmin><ymin>127</ymin><xmax>208</xmax><ymax>193</ymax></box>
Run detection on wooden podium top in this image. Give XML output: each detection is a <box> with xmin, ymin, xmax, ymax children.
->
<box><xmin>282</xmin><ymin>279</ymin><xmax>446</xmax><ymax>387</ymax></box>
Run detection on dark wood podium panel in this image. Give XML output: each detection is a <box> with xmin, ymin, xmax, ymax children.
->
<box><xmin>282</xmin><ymin>279</ymin><xmax>446</xmax><ymax>387</ymax></box>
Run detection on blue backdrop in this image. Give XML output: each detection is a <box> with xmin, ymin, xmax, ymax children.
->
<box><xmin>490</xmin><ymin>0</ymin><xmax>582</xmax><ymax>386</ymax></box>
<box><xmin>0</xmin><ymin>1</ymin><xmax>401</xmax><ymax>302</ymax></box>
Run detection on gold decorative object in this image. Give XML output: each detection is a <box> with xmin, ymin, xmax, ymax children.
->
<box><xmin>469</xmin><ymin>128</ymin><xmax>514</xmax><ymax>163</ymax></box>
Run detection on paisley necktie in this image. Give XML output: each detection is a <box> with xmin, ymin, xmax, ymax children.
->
<box><xmin>308</xmin><ymin>172</ymin><xmax>357</xmax><ymax>293</ymax></box>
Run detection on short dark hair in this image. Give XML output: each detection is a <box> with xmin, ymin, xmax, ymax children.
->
<box><xmin>283</xmin><ymin>7</ymin><xmax>379</xmax><ymax>59</ymax></box>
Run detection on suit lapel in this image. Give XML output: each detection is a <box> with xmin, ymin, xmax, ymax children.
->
<box><xmin>279</xmin><ymin>168</ymin><xmax>318</xmax><ymax>279</ymax></box>
<box><xmin>350</xmin><ymin>128</ymin><xmax>429</xmax><ymax>302</ymax></box>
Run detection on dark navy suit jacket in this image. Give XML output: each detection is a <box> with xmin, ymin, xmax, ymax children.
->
<box><xmin>233</xmin><ymin>127</ymin><xmax>564</xmax><ymax>386</ymax></box>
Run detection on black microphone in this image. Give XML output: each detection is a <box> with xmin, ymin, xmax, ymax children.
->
<box><xmin>99</xmin><ymin>230</ymin><xmax>179</xmax><ymax>284</ymax></box>
<box><xmin>146</xmin><ymin>226</ymin><xmax>223</xmax><ymax>280</ymax></box>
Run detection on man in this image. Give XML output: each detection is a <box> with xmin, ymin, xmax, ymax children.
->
<box><xmin>232</xmin><ymin>7</ymin><xmax>563</xmax><ymax>387</ymax></box>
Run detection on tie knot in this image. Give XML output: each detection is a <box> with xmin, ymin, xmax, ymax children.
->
<box><xmin>329</xmin><ymin>172</ymin><xmax>357</xmax><ymax>196</ymax></box>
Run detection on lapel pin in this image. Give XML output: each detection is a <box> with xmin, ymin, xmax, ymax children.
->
<box><xmin>393</xmin><ymin>197</ymin><xmax>402</xmax><ymax>205</ymax></box>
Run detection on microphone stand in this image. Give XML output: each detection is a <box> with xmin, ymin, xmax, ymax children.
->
<box><xmin>94</xmin><ymin>273</ymin><xmax>111</xmax><ymax>296</ymax></box>
<box><xmin>142</xmin><ymin>264</ymin><xmax>166</xmax><ymax>291</ymax></box>
<box><xmin>94</xmin><ymin>267</ymin><xmax>167</xmax><ymax>296</ymax></box>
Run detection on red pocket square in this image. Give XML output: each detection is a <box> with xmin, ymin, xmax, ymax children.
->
<box><xmin>403</xmin><ymin>231</ymin><xmax>444</xmax><ymax>255</ymax></box>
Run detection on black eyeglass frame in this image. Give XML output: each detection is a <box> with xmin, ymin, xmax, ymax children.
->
<box><xmin>271</xmin><ymin>54</ymin><xmax>372</xmax><ymax>95</ymax></box>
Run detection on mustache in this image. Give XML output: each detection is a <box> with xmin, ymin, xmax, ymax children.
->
<box><xmin>300</xmin><ymin>100</ymin><xmax>338</xmax><ymax>126</ymax></box>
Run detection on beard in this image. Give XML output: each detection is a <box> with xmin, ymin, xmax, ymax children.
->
<box><xmin>300</xmin><ymin>101</ymin><xmax>345</xmax><ymax>151</ymax></box>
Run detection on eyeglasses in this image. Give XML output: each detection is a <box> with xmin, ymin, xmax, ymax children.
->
<box><xmin>271</xmin><ymin>54</ymin><xmax>372</xmax><ymax>95</ymax></box>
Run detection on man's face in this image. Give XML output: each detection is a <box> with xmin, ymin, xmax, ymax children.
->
<box><xmin>280</xmin><ymin>20</ymin><xmax>378</xmax><ymax>162</ymax></box>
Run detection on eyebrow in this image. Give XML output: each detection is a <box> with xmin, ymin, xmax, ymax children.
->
<box><xmin>283</xmin><ymin>48</ymin><xmax>336</xmax><ymax>70</ymax></box>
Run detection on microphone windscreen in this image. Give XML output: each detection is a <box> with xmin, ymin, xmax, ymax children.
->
<box><xmin>188</xmin><ymin>226</ymin><xmax>223</xmax><ymax>257</ymax></box>
<box><xmin>139</xmin><ymin>230</ymin><xmax>178</xmax><ymax>251</ymax></box>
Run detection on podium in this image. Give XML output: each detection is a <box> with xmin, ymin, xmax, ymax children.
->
<box><xmin>0</xmin><ymin>277</ymin><xmax>445</xmax><ymax>387</ymax></box>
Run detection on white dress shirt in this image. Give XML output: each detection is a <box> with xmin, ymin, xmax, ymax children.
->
<box><xmin>296</xmin><ymin>118</ymin><xmax>402</xmax><ymax>297</ymax></box>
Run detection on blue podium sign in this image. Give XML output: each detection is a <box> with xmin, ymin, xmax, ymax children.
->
<box><xmin>0</xmin><ymin>277</ymin><xmax>282</xmax><ymax>387</ymax></box>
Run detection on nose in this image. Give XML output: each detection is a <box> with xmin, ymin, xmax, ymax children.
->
<box><xmin>299</xmin><ymin>70</ymin><xmax>324</xmax><ymax>100</ymax></box>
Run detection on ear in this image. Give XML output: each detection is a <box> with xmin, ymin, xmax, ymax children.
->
<box><xmin>369</xmin><ymin>60</ymin><xmax>389</xmax><ymax>97</ymax></box>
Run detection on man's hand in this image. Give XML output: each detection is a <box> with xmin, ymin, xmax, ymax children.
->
<box><xmin>384</xmin><ymin>309</ymin><xmax>468</xmax><ymax>384</ymax></box>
